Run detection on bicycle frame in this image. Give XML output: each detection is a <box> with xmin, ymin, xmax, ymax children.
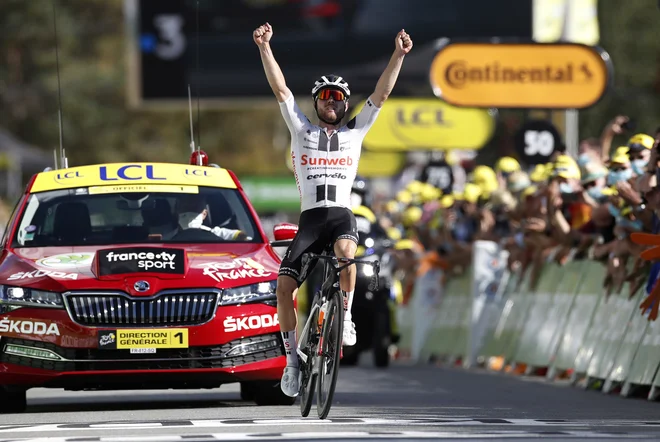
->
<box><xmin>296</xmin><ymin>251</ymin><xmax>380</xmax><ymax>366</ymax></box>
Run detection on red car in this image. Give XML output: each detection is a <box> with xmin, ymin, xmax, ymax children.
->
<box><xmin>0</xmin><ymin>158</ymin><xmax>299</xmax><ymax>412</ymax></box>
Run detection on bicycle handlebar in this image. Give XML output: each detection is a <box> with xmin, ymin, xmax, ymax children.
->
<box><xmin>301</xmin><ymin>252</ymin><xmax>381</xmax><ymax>292</ymax></box>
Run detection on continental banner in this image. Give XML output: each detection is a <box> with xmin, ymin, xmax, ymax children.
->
<box><xmin>429</xmin><ymin>42</ymin><xmax>612</xmax><ymax>109</ymax></box>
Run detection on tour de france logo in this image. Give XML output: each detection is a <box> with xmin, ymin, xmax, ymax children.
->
<box><xmin>36</xmin><ymin>253</ymin><xmax>95</xmax><ymax>269</ymax></box>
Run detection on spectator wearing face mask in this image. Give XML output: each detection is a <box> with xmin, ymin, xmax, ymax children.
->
<box><xmin>626</xmin><ymin>133</ymin><xmax>654</xmax><ymax>176</ymax></box>
<box><xmin>606</xmin><ymin>146</ymin><xmax>647</xmax><ymax>215</ymax></box>
<box><xmin>580</xmin><ymin>162</ymin><xmax>610</xmax><ymax>209</ymax></box>
<box><xmin>548</xmin><ymin>155</ymin><xmax>589</xmax><ymax>233</ymax></box>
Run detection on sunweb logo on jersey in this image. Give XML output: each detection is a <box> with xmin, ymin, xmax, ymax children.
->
<box><xmin>98</xmin><ymin>247</ymin><xmax>186</xmax><ymax>276</ymax></box>
<box><xmin>300</xmin><ymin>154</ymin><xmax>353</xmax><ymax>166</ymax></box>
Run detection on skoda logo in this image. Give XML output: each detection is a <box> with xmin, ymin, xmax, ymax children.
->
<box><xmin>134</xmin><ymin>281</ymin><xmax>150</xmax><ymax>292</ymax></box>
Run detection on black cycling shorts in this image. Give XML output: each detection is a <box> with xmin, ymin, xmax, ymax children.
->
<box><xmin>278</xmin><ymin>207</ymin><xmax>358</xmax><ymax>286</ymax></box>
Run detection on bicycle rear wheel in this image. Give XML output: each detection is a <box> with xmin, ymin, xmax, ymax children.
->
<box><xmin>299</xmin><ymin>303</ymin><xmax>319</xmax><ymax>417</ymax></box>
<box><xmin>316</xmin><ymin>289</ymin><xmax>344</xmax><ymax>419</ymax></box>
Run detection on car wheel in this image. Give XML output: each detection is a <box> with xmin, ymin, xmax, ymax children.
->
<box><xmin>0</xmin><ymin>387</ymin><xmax>27</xmax><ymax>413</ymax></box>
<box><xmin>239</xmin><ymin>382</ymin><xmax>255</xmax><ymax>401</ymax></box>
<box><xmin>246</xmin><ymin>381</ymin><xmax>296</xmax><ymax>406</ymax></box>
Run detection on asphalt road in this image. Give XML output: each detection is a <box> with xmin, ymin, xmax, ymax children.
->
<box><xmin>1</xmin><ymin>355</ymin><xmax>660</xmax><ymax>442</ymax></box>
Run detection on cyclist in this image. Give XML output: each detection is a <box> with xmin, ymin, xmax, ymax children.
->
<box><xmin>253</xmin><ymin>22</ymin><xmax>413</xmax><ymax>397</ymax></box>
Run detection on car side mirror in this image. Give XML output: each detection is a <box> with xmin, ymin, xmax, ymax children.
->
<box><xmin>270</xmin><ymin>223</ymin><xmax>298</xmax><ymax>247</ymax></box>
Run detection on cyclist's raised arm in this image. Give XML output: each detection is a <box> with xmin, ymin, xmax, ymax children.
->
<box><xmin>368</xmin><ymin>29</ymin><xmax>413</xmax><ymax>108</ymax></box>
<box><xmin>254</xmin><ymin>23</ymin><xmax>292</xmax><ymax>103</ymax></box>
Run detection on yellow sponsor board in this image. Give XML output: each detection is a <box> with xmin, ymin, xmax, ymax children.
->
<box><xmin>89</xmin><ymin>184</ymin><xmax>199</xmax><ymax>195</ymax></box>
<box><xmin>358</xmin><ymin>150</ymin><xmax>406</xmax><ymax>177</ymax></box>
<box><xmin>115</xmin><ymin>329</ymin><xmax>188</xmax><ymax>349</ymax></box>
<box><xmin>429</xmin><ymin>42</ymin><xmax>611</xmax><ymax>109</ymax></box>
<box><xmin>30</xmin><ymin>163</ymin><xmax>237</xmax><ymax>193</ymax></box>
<box><xmin>353</xmin><ymin>98</ymin><xmax>494</xmax><ymax>151</ymax></box>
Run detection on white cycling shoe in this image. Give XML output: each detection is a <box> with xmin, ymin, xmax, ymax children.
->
<box><xmin>280</xmin><ymin>365</ymin><xmax>300</xmax><ymax>397</ymax></box>
<box><xmin>342</xmin><ymin>320</ymin><xmax>357</xmax><ymax>347</ymax></box>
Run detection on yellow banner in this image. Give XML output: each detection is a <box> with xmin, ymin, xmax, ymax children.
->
<box><xmin>116</xmin><ymin>329</ymin><xmax>188</xmax><ymax>349</ymax></box>
<box><xmin>358</xmin><ymin>150</ymin><xmax>406</xmax><ymax>177</ymax></box>
<box><xmin>430</xmin><ymin>42</ymin><xmax>611</xmax><ymax>109</ymax></box>
<box><xmin>352</xmin><ymin>98</ymin><xmax>494</xmax><ymax>151</ymax></box>
<box><xmin>31</xmin><ymin>163</ymin><xmax>237</xmax><ymax>193</ymax></box>
<box><xmin>89</xmin><ymin>184</ymin><xmax>199</xmax><ymax>195</ymax></box>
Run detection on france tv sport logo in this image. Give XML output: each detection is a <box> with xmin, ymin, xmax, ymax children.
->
<box><xmin>98</xmin><ymin>248</ymin><xmax>186</xmax><ymax>276</ymax></box>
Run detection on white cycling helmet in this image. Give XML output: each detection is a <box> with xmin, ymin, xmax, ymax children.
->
<box><xmin>311</xmin><ymin>74</ymin><xmax>351</xmax><ymax>100</ymax></box>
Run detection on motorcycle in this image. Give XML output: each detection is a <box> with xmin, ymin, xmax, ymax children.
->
<box><xmin>340</xmin><ymin>218</ymin><xmax>397</xmax><ymax>368</ymax></box>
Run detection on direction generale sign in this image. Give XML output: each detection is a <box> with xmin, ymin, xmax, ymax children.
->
<box><xmin>429</xmin><ymin>42</ymin><xmax>613</xmax><ymax>109</ymax></box>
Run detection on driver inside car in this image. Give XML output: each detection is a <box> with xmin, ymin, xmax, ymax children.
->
<box><xmin>176</xmin><ymin>195</ymin><xmax>251</xmax><ymax>240</ymax></box>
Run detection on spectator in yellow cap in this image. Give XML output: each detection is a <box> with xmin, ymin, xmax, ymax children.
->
<box><xmin>626</xmin><ymin>133</ymin><xmax>654</xmax><ymax>176</ymax></box>
<box><xmin>553</xmin><ymin>155</ymin><xmax>582</xmax><ymax>194</ymax></box>
<box><xmin>471</xmin><ymin>165</ymin><xmax>498</xmax><ymax>198</ymax></box>
<box><xmin>606</xmin><ymin>147</ymin><xmax>633</xmax><ymax>186</ymax></box>
<box><xmin>494</xmin><ymin>156</ymin><xmax>521</xmax><ymax>190</ymax></box>
<box><xmin>547</xmin><ymin>154</ymin><xmax>594</xmax><ymax>232</ymax></box>
<box><xmin>530</xmin><ymin>163</ymin><xmax>551</xmax><ymax>184</ymax></box>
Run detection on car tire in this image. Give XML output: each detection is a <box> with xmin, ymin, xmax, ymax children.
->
<box><xmin>244</xmin><ymin>381</ymin><xmax>296</xmax><ymax>406</ymax></box>
<box><xmin>239</xmin><ymin>382</ymin><xmax>255</xmax><ymax>401</ymax></box>
<box><xmin>0</xmin><ymin>387</ymin><xmax>27</xmax><ymax>413</ymax></box>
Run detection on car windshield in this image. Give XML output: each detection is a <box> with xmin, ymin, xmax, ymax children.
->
<box><xmin>12</xmin><ymin>186</ymin><xmax>262</xmax><ymax>247</ymax></box>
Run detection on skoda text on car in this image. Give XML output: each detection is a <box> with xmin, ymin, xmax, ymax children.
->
<box><xmin>0</xmin><ymin>159</ymin><xmax>300</xmax><ymax>412</ymax></box>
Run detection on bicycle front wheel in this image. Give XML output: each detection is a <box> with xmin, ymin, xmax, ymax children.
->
<box><xmin>299</xmin><ymin>304</ymin><xmax>319</xmax><ymax>417</ymax></box>
<box><xmin>316</xmin><ymin>289</ymin><xmax>344</xmax><ymax>419</ymax></box>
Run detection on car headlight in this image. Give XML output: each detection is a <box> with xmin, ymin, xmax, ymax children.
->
<box><xmin>219</xmin><ymin>281</ymin><xmax>277</xmax><ymax>306</ymax></box>
<box><xmin>0</xmin><ymin>286</ymin><xmax>63</xmax><ymax>308</ymax></box>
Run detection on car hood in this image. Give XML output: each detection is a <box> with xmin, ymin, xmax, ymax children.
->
<box><xmin>1</xmin><ymin>243</ymin><xmax>280</xmax><ymax>295</ymax></box>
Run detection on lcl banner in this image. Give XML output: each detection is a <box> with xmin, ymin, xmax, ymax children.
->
<box><xmin>351</xmin><ymin>98</ymin><xmax>495</xmax><ymax>151</ymax></box>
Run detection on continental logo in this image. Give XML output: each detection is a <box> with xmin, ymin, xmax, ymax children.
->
<box><xmin>444</xmin><ymin>61</ymin><xmax>591</xmax><ymax>88</ymax></box>
<box><xmin>429</xmin><ymin>42</ymin><xmax>612</xmax><ymax>110</ymax></box>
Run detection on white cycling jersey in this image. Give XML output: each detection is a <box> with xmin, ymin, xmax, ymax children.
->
<box><xmin>279</xmin><ymin>93</ymin><xmax>381</xmax><ymax>212</ymax></box>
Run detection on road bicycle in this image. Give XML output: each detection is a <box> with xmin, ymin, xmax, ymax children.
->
<box><xmin>296</xmin><ymin>248</ymin><xmax>380</xmax><ymax>419</ymax></box>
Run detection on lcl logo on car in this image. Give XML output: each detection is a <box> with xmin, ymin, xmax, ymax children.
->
<box><xmin>98</xmin><ymin>247</ymin><xmax>185</xmax><ymax>276</ymax></box>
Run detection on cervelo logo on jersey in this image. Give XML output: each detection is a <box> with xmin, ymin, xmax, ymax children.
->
<box><xmin>300</xmin><ymin>154</ymin><xmax>353</xmax><ymax>167</ymax></box>
<box><xmin>306</xmin><ymin>173</ymin><xmax>347</xmax><ymax>180</ymax></box>
<box><xmin>223</xmin><ymin>313</ymin><xmax>279</xmax><ymax>332</ymax></box>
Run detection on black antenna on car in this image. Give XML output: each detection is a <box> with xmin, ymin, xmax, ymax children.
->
<box><xmin>188</xmin><ymin>0</ymin><xmax>202</xmax><ymax>165</ymax></box>
<box><xmin>51</xmin><ymin>0</ymin><xmax>68</xmax><ymax>169</ymax></box>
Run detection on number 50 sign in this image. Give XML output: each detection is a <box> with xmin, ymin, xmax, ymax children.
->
<box><xmin>514</xmin><ymin>120</ymin><xmax>563</xmax><ymax>165</ymax></box>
